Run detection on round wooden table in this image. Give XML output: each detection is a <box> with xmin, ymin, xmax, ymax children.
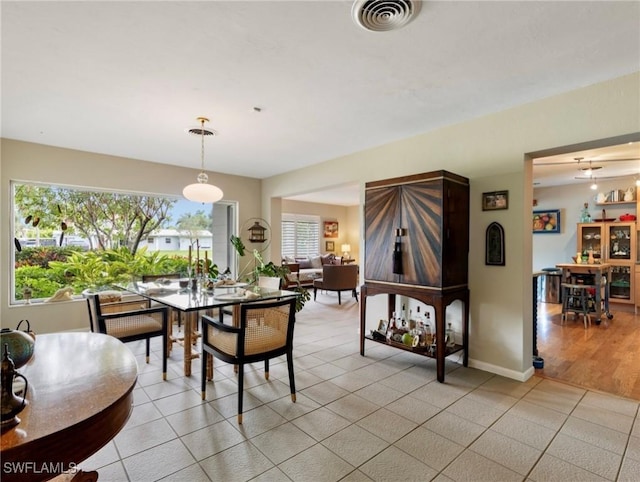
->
<box><xmin>1</xmin><ymin>332</ymin><xmax>137</xmax><ymax>481</ymax></box>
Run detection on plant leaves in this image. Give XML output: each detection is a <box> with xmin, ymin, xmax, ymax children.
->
<box><xmin>61</xmin><ymin>221</ymin><xmax>68</xmax><ymax>231</ymax></box>
<box><xmin>14</xmin><ymin>237</ymin><xmax>22</xmax><ymax>252</ymax></box>
<box><xmin>32</xmin><ymin>217</ymin><xmax>40</xmax><ymax>227</ymax></box>
<box><xmin>59</xmin><ymin>232</ymin><xmax>64</xmax><ymax>246</ymax></box>
<box><xmin>24</xmin><ymin>215</ymin><xmax>32</xmax><ymax>224</ymax></box>
<box><xmin>57</xmin><ymin>204</ymin><xmax>62</xmax><ymax>214</ymax></box>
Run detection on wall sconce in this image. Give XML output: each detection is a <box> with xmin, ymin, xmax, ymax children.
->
<box><xmin>248</xmin><ymin>221</ymin><xmax>267</xmax><ymax>243</ymax></box>
<box><xmin>341</xmin><ymin>244</ymin><xmax>351</xmax><ymax>259</ymax></box>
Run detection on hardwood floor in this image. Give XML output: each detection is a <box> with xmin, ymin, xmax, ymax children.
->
<box><xmin>535</xmin><ymin>300</ymin><xmax>640</xmax><ymax>400</ymax></box>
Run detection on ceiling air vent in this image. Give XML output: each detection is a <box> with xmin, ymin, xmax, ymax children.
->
<box><xmin>352</xmin><ymin>0</ymin><xmax>421</xmax><ymax>32</ymax></box>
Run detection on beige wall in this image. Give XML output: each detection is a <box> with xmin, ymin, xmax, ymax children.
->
<box><xmin>262</xmin><ymin>72</ymin><xmax>640</xmax><ymax>381</ymax></box>
<box><xmin>0</xmin><ymin>139</ymin><xmax>262</xmax><ymax>332</ymax></box>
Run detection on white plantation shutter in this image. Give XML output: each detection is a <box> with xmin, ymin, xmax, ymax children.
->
<box><xmin>282</xmin><ymin>214</ymin><xmax>320</xmax><ymax>257</ymax></box>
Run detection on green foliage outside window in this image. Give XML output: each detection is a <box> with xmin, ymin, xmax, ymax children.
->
<box><xmin>15</xmin><ymin>247</ymin><xmax>190</xmax><ymax>300</ymax></box>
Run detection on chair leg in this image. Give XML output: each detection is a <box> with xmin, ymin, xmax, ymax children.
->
<box><xmin>287</xmin><ymin>350</ymin><xmax>296</xmax><ymax>403</ymax></box>
<box><xmin>201</xmin><ymin>351</ymin><xmax>207</xmax><ymax>400</ymax></box>
<box><xmin>162</xmin><ymin>333</ymin><xmax>167</xmax><ymax>382</ymax></box>
<box><xmin>237</xmin><ymin>363</ymin><xmax>244</xmax><ymax>424</ymax></box>
<box><xmin>338</xmin><ymin>291</ymin><xmax>341</xmax><ymax>305</ymax></box>
<box><xmin>264</xmin><ymin>359</ymin><xmax>270</xmax><ymax>380</ymax></box>
<box><xmin>313</xmin><ymin>287</ymin><xmax>317</xmax><ymax>301</ymax></box>
<box><xmin>145</xmin><ymin>338</ymin><xmax>150</xmax><ymax>363</ymax></box>
<box><xmin>353</xmin><ymin>289</ymin><xmax>358</xmax><ymax>302</ymax></box>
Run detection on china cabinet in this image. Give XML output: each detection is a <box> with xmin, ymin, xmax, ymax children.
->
<box><xmin>577</xmin><ymin>222</ymin><xmax>636</xmax><ymax>304</ymax></box>
<box><xmin>360</xmin><ymin>170</ymin><xmax>469</xmax><ymax>383</ymax></box>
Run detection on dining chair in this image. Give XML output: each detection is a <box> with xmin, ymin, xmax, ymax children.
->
<box><xmin>258</xmin><ymin>276</ymin><xmax>281</xmax><ymax>290</ymax></box>
<box><xmin>200</xmin><ymin>296</ymin><xmax>297</xmax><ymax>424</ymax></box>
<box><xmin>86</xmin><ymin>291</ymin><xmax>169</xmax><ymax>380</ymax></box>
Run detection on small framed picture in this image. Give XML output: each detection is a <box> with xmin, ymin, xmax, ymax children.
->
<box><xmin>482</xmin><ymin>190</ymin><xmax>509</xmax><ymax>211</ymax></box>
<box><xmin>324</xmin><ymin>221</ymin><xmax>339</xmax><ymax>238</ymax></box>
<box><xmin>533</xmin><ymin>209</ymin><xmax>561</xmax><ymax>234</ymax></box>
<box><xmin>377</xmin><ymin>319</ymin><xmax>388</xmax><ymax>334</ymax></box>
<box><xmin>325</xmin><ymin>241</ymin><xmax>335</xmax><ymax>252</ymax></box>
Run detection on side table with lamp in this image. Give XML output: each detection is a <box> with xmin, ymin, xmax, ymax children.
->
<box><xmin>341</xmin><ymin>244</ymin><xmax>355</xmax><ymax>264</ymax></box>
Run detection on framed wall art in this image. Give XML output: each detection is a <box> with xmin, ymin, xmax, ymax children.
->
<box><xmin>482</xmin><ymin>190</ymin><xmax>509</xmax><ymax>211</ymax></box>
<box><xmin>325</xmin><ymin>241</ymin><xmax>335</xmax><ymax>252</ymax></box>
<box><xmin>485</xmin><ymin>222</ymin><xmax>505</xmax><ymax>266</ymax></box>
<box><xmin>533</xmin><ymin>210</ymin><xmax>561</xmax><ymax>234</ymax></box>
<box><xmin>323</xmin><ymin>221</ymin><xmax>338</xmax><ymax>238</ymax></box>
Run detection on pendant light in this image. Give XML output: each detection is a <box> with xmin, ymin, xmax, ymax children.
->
<box><xmin>183</xmin><ymin>117</ymin><xmax>224</xmax><ymax>203</ymax></box>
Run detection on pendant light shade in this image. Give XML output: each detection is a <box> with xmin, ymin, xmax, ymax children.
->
<box><xmin>183</xmin><ymin>117</ymin><xmax>224</xmax><ymax>203</ymax></box>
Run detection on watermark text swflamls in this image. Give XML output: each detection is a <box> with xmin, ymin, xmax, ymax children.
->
<box><xmin>3</xmin><ymin>461</ymin><xmax>78</xmax><ymax>475</ymax></box>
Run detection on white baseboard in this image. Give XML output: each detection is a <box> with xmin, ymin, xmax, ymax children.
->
<box><xmin>467</xmin><ymin>357</ymin><xmax>535</xmax><ymax>382</ymax></box>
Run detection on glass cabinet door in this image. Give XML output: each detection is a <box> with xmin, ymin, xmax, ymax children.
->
<box><xmin>608</xmin><ymin>224</ymin><xmax>633</xmax><ymax>261</ymax></box>
<box><xmin>610</xmin><ymin>265</ymin><xmax>632</xmax><ymax>300</ymax></box>
<box><xmin>578</xmin><ymin>224</ymin><xmax>603</xmax><ymax>261</ymax></box>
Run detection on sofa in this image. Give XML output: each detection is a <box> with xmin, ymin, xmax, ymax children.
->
<box><xmin>282</xmin><ymin>253</ymin><xmax>342</xmax><ymax>288</ymax></box>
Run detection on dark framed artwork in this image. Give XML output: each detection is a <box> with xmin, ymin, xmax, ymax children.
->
<box><xmin>533</xmin><ymin>209</ymin><xmax>560</xmax><ymax>234</ymax></box>
<box><xmin>482</xmin><ymin>190</ymin><xmax>509</xmax><ymax>211</ymax></box>
<box><xmin>325</xmin><ymin>241</ymin><xmax>335</xmax><ymax>251</ymax></box>
<box><xmin>323</xmin><ymin>221</ymin><xmax>338</xmax><ymax>238</ymax></box>
<box><xmin>486</xmin><ymin>222</ymin><xmax>505</xmax><ymax>266</ymax></box>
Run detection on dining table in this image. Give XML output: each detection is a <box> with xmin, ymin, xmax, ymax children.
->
<box><xmin>118</xmin><ymin>280</ymin><xmax>298</xmax><ymax>376</ymax></box>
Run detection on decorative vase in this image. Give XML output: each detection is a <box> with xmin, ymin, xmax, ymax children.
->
<box><xmin>588</xmin><ymin>251</ymin><xmax>595</xmax><ymax>265</ymax></box>
<box><xmin>1</xmin><ymin>344</ymin><xmax>29</xmax><ymax>429</ymax></box>
<box><xmin>0</xmin><ymin>322</ymin><xmax>35</xmax><ymax>369</ymax></box>
<box><xmin>624</xmin><ymin>187</ymin><xmax>635</xmax><ymax>202</ymax></box>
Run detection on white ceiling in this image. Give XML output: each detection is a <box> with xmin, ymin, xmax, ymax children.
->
<box><xmin>2</xmin><ymin>1</ymin><xmax>640</xmax><ymax>205</ymax></box>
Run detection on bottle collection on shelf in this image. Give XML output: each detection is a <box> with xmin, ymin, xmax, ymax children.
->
<box><xmin>375</xmin><ymin>305</ymin><xmax>456</xmax><ymax>355</ymax></box>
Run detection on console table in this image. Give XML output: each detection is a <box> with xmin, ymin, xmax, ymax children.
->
<box><xmin>360</xmin><ymin>282</ymin><xmax>469</xmax><ymax>383</ymax></box>
<box><xmin>1</xmin><ymin>333</ymin><xmax>137</xmax><ymax>482</ymax></box>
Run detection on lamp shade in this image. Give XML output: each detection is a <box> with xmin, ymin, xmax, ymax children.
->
<box><xmin>183</xmin><ymin>180</ymin><xmax>224</xmax><ymax>203</ymax></box>
<box><xmin>341</xmin><ymin>244</ymin><xmax>351</xmax><ymax>253</ymax></box>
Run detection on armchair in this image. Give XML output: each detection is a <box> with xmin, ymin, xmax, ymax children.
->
<box><xmin>200</xmin><ymin>296</ymin><xmax>297</xmax><ymax>424</ymax></box>
<box><xmin>86</xmin><ymin>292</ymin><xmax>169</xmax><ymax>380</ymax></box>
<box><xmin>313</xmin><ymin>264</ymin><xmax>359</xmax><ymax>305</ymax></box>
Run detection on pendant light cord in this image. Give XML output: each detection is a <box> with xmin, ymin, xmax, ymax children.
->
<box><xmin>200</xmin><ymin>118</ymin><xmax>205</xmax><ymax>173</ymax></box>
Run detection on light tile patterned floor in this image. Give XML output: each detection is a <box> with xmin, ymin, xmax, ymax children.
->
<box><xmin>83</xmin><ymin>291</ymin><xmax>640</xmax><ymax>481</ymax></box>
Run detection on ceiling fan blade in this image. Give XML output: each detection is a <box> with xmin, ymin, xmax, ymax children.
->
<box><xmin>535</xmin><ymin>157</ymin><xmax>640</xmax><ymax>166</ymax></box>
<box><xmin>573</xmin><ymin>175</ymin><xmax>633</xmax><ymax>180</ymax></box>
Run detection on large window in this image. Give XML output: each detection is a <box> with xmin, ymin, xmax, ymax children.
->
<box><xmin>281</xmin><ymin>214</ymin><xmax>320</xmax><ymax>257</ymax></box>
<box><xmin>11</xmin><ymin>181</ymin><xmax>237</xmax><ymax>304</ymax></box>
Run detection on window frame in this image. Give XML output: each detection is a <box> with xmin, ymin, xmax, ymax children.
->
<box><xmin>281</xmin><ymin>213</ymin><xmax>321</xmax><ymax>258</ymax></box>
<box><xmin>10</xmin><ymin>180</ymin><xmax>238</xmax><ymax>305</ymax></box>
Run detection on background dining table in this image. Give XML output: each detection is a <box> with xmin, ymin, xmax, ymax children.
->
<box><xmin>118</xmin><ymin>280</ymin><xmax>298</xmax><ymax>376</ymax></box>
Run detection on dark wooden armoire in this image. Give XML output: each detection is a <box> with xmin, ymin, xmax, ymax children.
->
<box><xmin>359</xmin><ymin>170</ymin><xmax>470</xmax><ymax>382</ymax></box>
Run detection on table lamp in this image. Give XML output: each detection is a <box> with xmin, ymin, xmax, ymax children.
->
<box><xmin>341</xmin><ymin>244</ymin><xmax>351</xmax><ymax>260</ymax></box>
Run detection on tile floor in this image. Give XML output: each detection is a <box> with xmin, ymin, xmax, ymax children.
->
<box><xmin>84</xmin><ymin>292</ymin><xmax>640</xmax><ymax>481</ymax></box>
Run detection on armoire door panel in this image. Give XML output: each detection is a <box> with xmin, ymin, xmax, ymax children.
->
<box><xmin>364</xmin><ymin>186</ymin><xmax>401</xmax><ymax>282</ymax></box>
<box><xmin>401</xmin><ymin>182</ymin><xmax>443</xmax><ymax>286</ymax></box>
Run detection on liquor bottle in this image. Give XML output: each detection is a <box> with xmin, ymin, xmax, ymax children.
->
<box><xmin>446</xmin><ymin>322</ymin><xmax>455</xmax><ymax>348</ymax></box>
<box><xmin>424</xmin><ymin>320</ymin><xmax>433</xmax><ymax>346</ymax></box>
<box><xmin>387</xmin><ymin>312</ymin><xmax>397</xmax><ymax>341</ymax></box>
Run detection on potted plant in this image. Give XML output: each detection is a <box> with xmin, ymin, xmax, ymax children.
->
<box><xmin>230</xmin><ymin>235</ymin><xmax>309</xmax><ymax>312</ymax></box>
